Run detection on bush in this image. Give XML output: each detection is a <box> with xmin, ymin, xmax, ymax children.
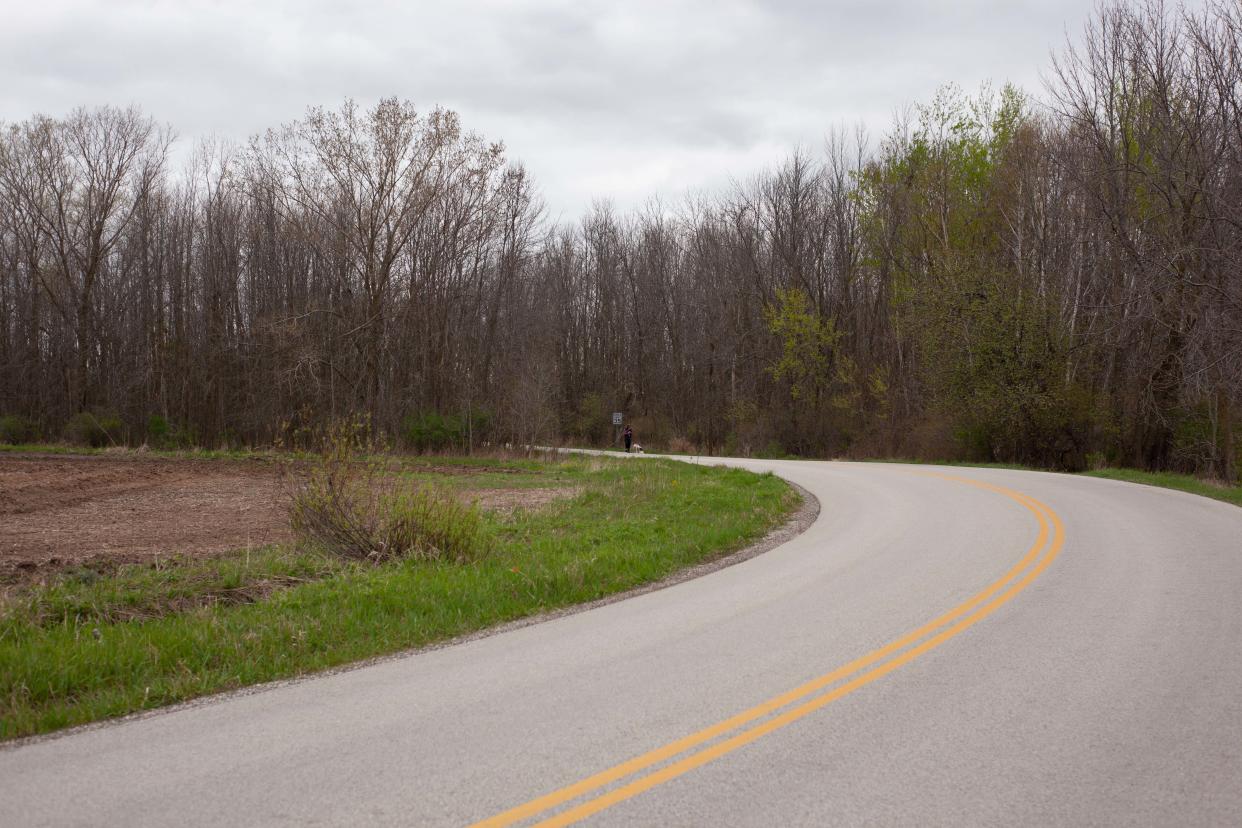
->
<box><xmin>758</xmin><ymin>440</ymin><xmax>792</xmax><ymax>459</ymax></box>
<box><xmin>380</xmin><ymin>488</ymin><xmax>484</xmax><ymax>561</ymax></box>
<box><xmin>401</xmin><ymin>410</ymin><xmax>491</xmax><ymax>453</ymax></box>
<box><xmin>288</xmin><ymin>424</ymin><xmax>485</xmax><ymax>562</ymax></box>
<box><xmin>402</xmin><ymin>411</ymin><xmax>461</xmax><ymax>452</ymax></box>
<box><xmin>146</xmin><ymin>415</ymin><xmax>195</xmax><ymax>449</ymax></box>
<box><xmin>64</xmin><ymin>413</ymin><xmax>123</xmax><ymax>447</ymax></box>
<box><xmin>147</xmin><ymin>414</ymin><xmax>170</xmax><ymax>443</ymax></box>
<box><xmin>0</xmin><ymin>415</ymin><xmax>38</xmax><ymax>445</ymax></box>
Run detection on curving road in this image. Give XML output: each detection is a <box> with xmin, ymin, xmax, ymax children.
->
<box><xmin>3</xmin><ymin>460</ymin><xmax>1241</xmax><ymax>826</ymax></box>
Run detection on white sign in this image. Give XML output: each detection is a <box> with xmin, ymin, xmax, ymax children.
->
<box><xmin>612</xmin><ymin>412</ymin><xmax>623</xmax><ymax>425</ymax></box>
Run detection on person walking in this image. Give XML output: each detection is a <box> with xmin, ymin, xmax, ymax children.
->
<box><xmin>623</xmin><ymin>425</ymin><xmax>633</xmax><ymax>453</ymax></box>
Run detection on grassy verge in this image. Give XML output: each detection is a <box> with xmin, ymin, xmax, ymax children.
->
<box><xmin>0</xmin><ymin>455</ymin><xmax>797</xmax><ymax>741</ymax></box>
<box><xmin>1083</xmin><ymin>468</ymin><xmax>1242</xmax><ymax>508</ymax></box>
<box><xmin>855</xmin><ymin>457</ymin><xmax>1037</xmax><ymax>471</ymax></box>
<box><xmin>857</xmin><ymin>456</ymin><xmax>1242</xmax><ymax>508</ymax></box>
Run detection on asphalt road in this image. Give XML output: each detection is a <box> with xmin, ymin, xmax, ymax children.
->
<box><xmin>3</xmin><ymin>460</ymin><xmax>1241</xmax><ymax>826</ymax></box>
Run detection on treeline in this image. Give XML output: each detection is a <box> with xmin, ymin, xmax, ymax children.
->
<box><xmin>1</xmin><ymin>1</ymin><xmax>1240</xmax><ymax>479</ymax></box>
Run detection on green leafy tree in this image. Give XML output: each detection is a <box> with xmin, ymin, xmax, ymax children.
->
<box><xmin>764</xmin><ymin>287</ymin><xmax>860</xmax><ymax>453</ymax></box>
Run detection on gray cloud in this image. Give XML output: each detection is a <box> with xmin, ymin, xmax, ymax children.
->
<box><xmin>0</xmin><ymin>0</ymin><xmax>1144</xmax><ymax>216</ymax></box>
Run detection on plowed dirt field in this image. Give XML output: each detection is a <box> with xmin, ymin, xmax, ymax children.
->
<box><xmin>0</xmin><ymin>454</ymin><xmax>288</xmax><ymax>583</ymax></box>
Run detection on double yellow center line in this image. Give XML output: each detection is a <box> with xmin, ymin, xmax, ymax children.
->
<box><xmin>471</xmin><ymin>472</ymin><xmax>1065</xmax><ymax>827</ymax></box>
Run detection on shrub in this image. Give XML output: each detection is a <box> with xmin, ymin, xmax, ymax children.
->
<box><xmin>379</xmin><ymin>488</ymin><xmax>484</xmax><ymax>561</ymax></box>
<box><xmin>147</xmin><ymin>414</ymin><xmax>170</xmax><ymax>443</ymax></box>
<box><xmin>288</xmin><ymin>423</ymin><xmax>484</xmax><ymax>562</ymax></box>
<box><xmin>64</xmin><ymin>413</ymin><xmax>123</xmax><ymax>447</ymax></box>
<box><xmin>401</xmin><ymin>410</ymin><xmax>491</xmax><ymax>453</ymax></box>
<box><xmin>758</xmin><ymin>440</ymin><xmax>791</xmax><ymax>459</ymax></box>
<box><xmin>146</xmin><ymin>415</ymin><xmax>195</xmax><ymax>449</ymax></box>
<box><xmin>0</xmin><ymin>415</ymin><xmax>38</xmax><ymax>445</ymax></box>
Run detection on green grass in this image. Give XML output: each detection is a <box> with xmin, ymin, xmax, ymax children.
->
<box><xmin>857</xmin><ymin>457</ymin><xmax>1242</xmax><ymax>507</ymax></box>
<box><xmin>0</xmin><ymin>455</ymin><xmax>797</xmax><ymax>741</ymax></box>
<box><xmin>1083</xmin><ymin>468</ymin><xmax>1242</xmax><ymax>508</ymax></box>
<box><xmin>3</xmin><ymin>547</ymin><xmax>345</xmax><ymax>629</ymax></box>
<box><xmin>854</xmin><ymin>456</ymin><xmax>1034</xmax><ymax>471</ymax></box>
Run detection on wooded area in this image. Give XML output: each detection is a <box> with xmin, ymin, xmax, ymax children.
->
<box><xmin>1</xmin><ymin>1</ymin><xmax>1239</xmax><ymax>479</ymax></box>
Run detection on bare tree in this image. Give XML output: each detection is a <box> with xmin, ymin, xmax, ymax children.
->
<box><xmin>0</xmin><ymin>107</ymin><xmax>170</xmax><ymax>414</ymax></box>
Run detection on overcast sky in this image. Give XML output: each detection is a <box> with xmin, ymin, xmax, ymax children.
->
<box><xmin>3</xmin><ymin>0</ymin><xmax>1115</xmax><ymax>219</ymax></box>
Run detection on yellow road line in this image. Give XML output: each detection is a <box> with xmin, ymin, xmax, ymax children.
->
<box><xmin>472</xmin><ymin>473</ymin><xmax>1064</xmax><ymax>828</ymax></box>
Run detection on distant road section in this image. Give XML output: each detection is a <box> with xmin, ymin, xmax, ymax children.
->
<box><xmin>2</xmin><ymin>460</ymin><xmax>1240</xmax><ymax>826</ymax></box>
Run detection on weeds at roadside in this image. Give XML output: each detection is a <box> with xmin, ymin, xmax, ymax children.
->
<box><xmin>863</xmin><ymin>457</ymin><xmax>1242</xmax><ymax>508</ymax></box>
<box><xmin>1083</xmin><ymin>468</ymin><xmax>1242</xmax><ymax>508</ymax></box>
<box><xmin>284</xmin><ymin>419</ymin><xmax>488</xmax><ymax>562</ymax></box>
<box><xmin>4</xmin><ymin>547</ymin><xmax>344</xmax><ymax>629</ymax></box>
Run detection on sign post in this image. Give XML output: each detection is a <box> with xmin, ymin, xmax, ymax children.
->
<box><xmin>611</xmin><ymin>412</ymin><xmax>623</xmax><ymax>449</ymax></box>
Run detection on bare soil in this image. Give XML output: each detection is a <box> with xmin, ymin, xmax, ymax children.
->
<box><xmin>0</xmin><ymin>454</ymin><xmax>290</xmax><ymax>583</ymax></box>
<box><xmin>0</xmin><ymin>453</ymin><xmax>580</xmax><ymax>585</ymax></box>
